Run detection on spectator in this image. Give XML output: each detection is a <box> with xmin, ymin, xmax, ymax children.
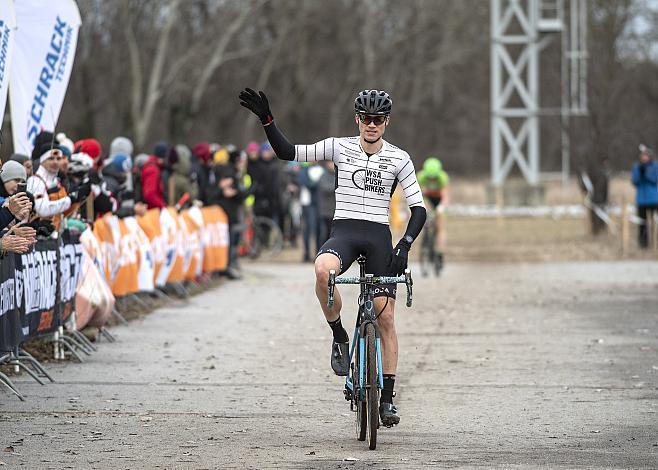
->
<box><xmin>9</xmin><ymin>153</ymin><xmax>32</xmax><ymax>177</ymax></box>
<box><xmin>216</xmin><ymin>145</ymin><xmax>248</xmax><ymax>279</ymax></box>
<box><xmin>631</xmin><ymin>144</ymin><xmax>658</xmax><ymax>248</ymax></box>
<box><xmin>317</xmin><ymin>160</ymin><xmax>336</xmax><ymax>245</ymax></box>
<box><xmin>153</xmin><ymin>141</ymin><xmax>171</xmax><ymax>202</ymax></box>
<box><xmin>132</xmin><ymin>153</ymin><xmax>150</xmax><ymax>204</ymax></box>
<box><xmin>0</xmin><ymin>161</ymin><xmax>28</xmax><ymax>205</ymax></box>
<box><xmin>73</xmin><ymin>138</ymin><xmax>103</xmax><ymax>169</ymax></box>
<box><xmin>27</xmin><ymin>135</ymin><xmax>80</xmax><ymax>225</ymax></box>
<box><xmin>141</xmin><ymin>144</ymin><xmax>167</xmax><ymax>209</ymax></box>
<box><xmin>108</xmin><ymin>136</ymin><xmax>134</xmax><ymax>189</ymax></box>
<box><xmin>192</xmin><ymin>142</ymin><xmax>213</xmax><ymax>204</ymax></box>
<box><xmin>297</xmin><ymin>163</ymin><xmax>323</xmax><ymax>262</ymax></box>
<box><xmin>281</xmin><ymin>162</ymin><xmax>300</xmax><ymax>247</ymax></box>
<box><xmin>251</xmin><ymin>142</ymin><xmax>281</xmax><ymax>224</ymax></box>
<box><xmin>171</xmin><ymin>144</ymin><xmax>199</xmax><ymax>205</ymax></box>
<box><xmin>102</xmin><ymin>155</ymin><xmax>133</xmax><ymax>217</ymax></box>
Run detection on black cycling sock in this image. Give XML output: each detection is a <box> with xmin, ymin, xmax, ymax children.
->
<box><xmin>381</xmin><ymin>374</ymin><xmax>395</xmax><ymax>404</ymax></box>
<box><xmin>328</xmin><ymin>317</ymin><xmax>349</xmax><ymax>343</ymax></box>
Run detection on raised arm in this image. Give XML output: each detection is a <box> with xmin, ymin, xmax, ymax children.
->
<box><xmin>239</xmin><ymin>88</ymin><xmax>338</xmax><ymax>163</ymax></box>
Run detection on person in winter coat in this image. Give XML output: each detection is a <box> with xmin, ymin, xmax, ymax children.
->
<box><xmin>101</xmin><ymin>155</ymin><xmax>133</xmax><ymax>217</ymax></box>
<box><xmin>27</xmin><ymin>134</ymin><xmax>89</xmax><ymax>226</ymax></box>
<box><xmin>192</xmin><ymin>142</ymin><xmax>213</xmax><ymax>205</ymax></box>
<box><xmin>141</xmin><ymin>144</ymin><xmax>167</xmax><ymax>209</ymax></box>
<box><xmin>297</xmin><ymin>163</ymin><xmax>323</xmax><ymax>262</ymax></box>
<box><xmin>171</xmin><ymin>144</ymin><xmax>199</xmax><ymax>205</ymax></box>
<box><xmin>0</xmin><ymin>161</ymin><xmax>28</xmax><ymax>205</ymax></box>
<box><xmin>631</xmin><ymin>144</ymin><xmax>658</xmax><ymax>248</ymax></box>
<box><xmin>108</xmin><ymin>136</ymin><xmax>134</xmax><ymax>190</ymax></box>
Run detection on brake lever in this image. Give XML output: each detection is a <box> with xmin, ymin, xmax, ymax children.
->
<box><xmin>404</xmin><ymin>268</ymin><xmax>413</xmax><ymax>307</ymax></box>
<box><xmin>327</xmin><ymin>270</ymin><xmax>336</xmax><ymax>308</ymax></box>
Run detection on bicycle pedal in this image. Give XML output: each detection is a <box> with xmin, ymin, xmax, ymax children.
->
<box><xmin>343</xmin><ymin>388</ymin><xmax>352</xmax><ymax>402</ymax></box>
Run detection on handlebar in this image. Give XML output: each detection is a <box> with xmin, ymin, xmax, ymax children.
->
<box><xmin>327</xmin><ymin>269</ymin><xmax>413</xmax><ymax>308</ymax></box>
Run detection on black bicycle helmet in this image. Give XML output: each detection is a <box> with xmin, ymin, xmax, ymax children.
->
<box><xmin>354</xmin><ymin>90</ymin><xmax>392</xmax><ymax>115</ymax></box>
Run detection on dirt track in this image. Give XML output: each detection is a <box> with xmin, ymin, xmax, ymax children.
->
<box><xmin>1</xmin><ymin>260</ymin><xmax>657</xmax><ymax>469</ymax></box>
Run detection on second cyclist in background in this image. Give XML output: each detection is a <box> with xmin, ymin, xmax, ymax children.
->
<box><xmin>417</xmin><ymin>157</ymin><xmax>449</xmax><ymax>272</ymax></box>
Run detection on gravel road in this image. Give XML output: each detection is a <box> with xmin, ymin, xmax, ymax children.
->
<box><xmin>1</xmin><ymin>261</ymin><xmax>657</xmax><ymax>469</ymax></box>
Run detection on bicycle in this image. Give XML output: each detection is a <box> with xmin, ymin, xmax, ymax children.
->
<box><xmin>419</xmin><ymin>209</ymin><xmax>442</xmax><ymax>277</ymax></box>
<box><xmin>235</xmin><ymin>213</ymin><xmax>283</xmax><ymax>259</ymax></box>
<box><xmin>327</xmin><ymin>256</ymin><xmax>413</xmax><ymax>450</ymax></box>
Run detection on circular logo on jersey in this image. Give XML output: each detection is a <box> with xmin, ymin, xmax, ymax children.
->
<box><xmin>351</xmin><ymin>169</ymin><xmax>366</xmax><ymax>190</ymax></box>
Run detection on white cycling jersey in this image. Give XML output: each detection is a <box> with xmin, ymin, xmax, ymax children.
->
<box><xmin>294</xmin><ymin>136</ymin><xmax>424</xmax><ymax>225</ymax></box>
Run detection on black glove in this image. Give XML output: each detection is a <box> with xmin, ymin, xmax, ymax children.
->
<box><xmin>239</xmin><ymin>88</ymin><xmax>273</xmax><ymax>125</ymax></box>
<box><xmin>389</xmin><ymin>238</ymin><xmax>411</xmax><ymax>276</ymax></box>
<box><xmin>25</xmin><ymin>219</ymin><xmax>55</xmax><ymax>238</ymax></box>
<box><xmin>69</xmin><ymin>181</ymin><xmax>91</xmax><ymax>203</ymax></box>
<box><xmin>639</xmin><ymin>164</ymin><xmax>646</xmax><ymax>177</ymax></box>
<box><xmin>88</xmin><ymin>169</ymin><xmax>101</xmax><ymax>186</ymax></box>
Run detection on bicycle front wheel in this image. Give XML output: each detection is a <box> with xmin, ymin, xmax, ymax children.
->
<box><xmin>365</xmin><ymin>322</ymin><xmax>379</xmax><ymax>450</ymax></box>
<box><xmin>355</xmin><ymin>335</ymin><xmax>367</xmax><ymax>442</ymax></box>
<box><xmin>252</xmin><ymin>216</ymin><xmax>283</xmax><ymax>259</ymax></box>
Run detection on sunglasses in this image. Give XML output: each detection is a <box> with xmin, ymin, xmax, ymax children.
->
<box><xmin>358</xmin><ymin>114</ymin><xmax>387</xmax><ymax>126</ymax></box>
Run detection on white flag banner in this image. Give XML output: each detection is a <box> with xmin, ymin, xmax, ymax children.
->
<box><xmin>0</xmin><ymin>0</ymin><xmax>16</xmax><ymax>130</ymax></box>
<box><xmin>9</xmin><ymin>0</ymin><xmax>81</xmax><ymax>155</ymax></box>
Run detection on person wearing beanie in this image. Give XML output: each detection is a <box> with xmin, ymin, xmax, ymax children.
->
<box><xmin>9</xmin><ymin>153</ymin><xmax>32</xmax><ymax>177</ymax></box>
<box><xmin>109</xmin><ymin>136</ymin><xmax>134</xmax><ymax>160</ymax></box>
<box><xmin>73</xmin><ymin>138</ymin><xmax>102</xmax><ymax>167</ymax></box>
<box><xmin>26</xmin><ymin>146</ymin><xmax>74</xmax><ymax>222</ymax></box>
<box><xmin>56</xmin><ymin>133</ymin><xmax>75</xmax><ymax>155</ymax></box>
<box><xmin>0</xmin><ymin>161</ymin><xmax>28</xmax><ymax>205</ymax></box>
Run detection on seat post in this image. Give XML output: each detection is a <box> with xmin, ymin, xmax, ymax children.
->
<box><xmin>357</xmin><ymin>255</ymin><xmax>366</xmax><ymax>277</ymax></box>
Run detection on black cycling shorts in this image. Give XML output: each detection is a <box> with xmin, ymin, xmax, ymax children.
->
<box><xmin>316</xmin><ymin>219</ymin><xmax>396</xmax><ymax>299</ymax></box>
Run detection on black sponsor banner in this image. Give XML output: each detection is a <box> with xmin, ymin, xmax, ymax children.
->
<box><xmin>16</xmin><ymin>238</ymin><xmax>59</xmax><ymax>338</ymax></box>
<box><xmin>0</xmin><ymin>254</ymin><xmax>23</xmax><ymax>352</ymax></box>
<box><xmin>59</xmin><ymin>230</ymin><xmax>83</xmax><ymax>324</ymax></box>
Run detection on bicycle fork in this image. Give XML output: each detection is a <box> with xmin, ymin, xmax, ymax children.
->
<box><xmin>344</xmin><ymin>318</ymin><xmax>384</xmax><ymax>404</ymax></box>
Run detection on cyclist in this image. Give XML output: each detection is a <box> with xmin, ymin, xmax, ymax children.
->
<box><xmin>239</xmin><ymin>88</ymin><xmax>426</xmax><ymax>427</ymax></box>
<box><xmin>417</xmin><ymin>157</ymin><xmax>449</xmax><ymax>270</ymax></box>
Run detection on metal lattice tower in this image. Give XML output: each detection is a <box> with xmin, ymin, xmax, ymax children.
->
<box><xmin>490</xmin><ymin>0</ymin><xmax>588</xmax><ymax>187</ymax></box>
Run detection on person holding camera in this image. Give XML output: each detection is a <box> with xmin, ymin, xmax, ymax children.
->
<box><xmin>0</xmin><ymin>160</ymin><xmax>36</xmax><ymax>253</ymax></box>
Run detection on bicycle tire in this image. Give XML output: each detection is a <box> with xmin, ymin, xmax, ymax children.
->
<box><xmin>252</xmin><ymin>216</ymin><xmax>283</xmax><ymax>259</ymax></box>
<box><xmin>355</xmin><ymin>335</ymin><xmax>367</xmax><ymax>442</ymax></box>
<box><xmin>365</xmin><ymin>322</ymin><xmax>378</xmax><ymax>450</ymax></box>
<box><xmin>420</xmin><ymin>227</ymin><xmax>433</xmax><ymax>277</ymax></box>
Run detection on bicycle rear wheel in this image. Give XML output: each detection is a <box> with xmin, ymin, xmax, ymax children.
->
<box><xmin>420</xmin><ymin>227</ymin><xmax>433</xmax><ymax>277</ymax></box>
<box><xmin>365</xmin><ymin>322</ymin><xmax>379</xmax><ymax>450</ymax></box>
<box><xmin>354</xmin><ymin>335</ymin><xmax>367</xmax><ymax>441</ymax></box>
<box><xmin>252</xmin><ymin>216</ymin><xmax>283</xmax><ymax>259</ymax></box>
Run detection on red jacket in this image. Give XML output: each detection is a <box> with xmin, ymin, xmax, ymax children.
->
<box><xmin>141</xmin><ymin>156</ymin><xmax>166</xmax><ymax>209</ymax></box>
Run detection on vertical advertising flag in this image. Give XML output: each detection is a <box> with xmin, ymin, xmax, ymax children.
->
<box><xmin>0</xmin><ymin>0</ymin><xmax>16</xmax><ymax>129</ymax></box>
<box><xmin>9</xmin><ymin>0</ymin><xmax>81</xmax><ymax>154</ymax></box>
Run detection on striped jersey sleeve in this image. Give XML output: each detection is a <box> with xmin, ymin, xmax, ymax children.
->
<box><xmin>294</xmin><ymin>138</ymin><xmax>339</xmax><ymax>163</ymax></box>
<box><xmin>395</xmin><ymin>153</ymin><xmax>425</xmax><ymax>209</ymax></box>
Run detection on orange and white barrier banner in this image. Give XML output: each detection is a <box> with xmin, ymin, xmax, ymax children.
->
<box><xmin>136</xmin><ymin>208</ymin><xmax>166</xmax><ymax>286</ymax></box>
<box><xmin>123</xmin><ymin>217</ymin><xmax>155</xmax><ymax>292</ymax></box>
<box><xmin>197</xmin><ymin>206</ymin><xmax>229</xmax><ymax>273</ymax></box>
